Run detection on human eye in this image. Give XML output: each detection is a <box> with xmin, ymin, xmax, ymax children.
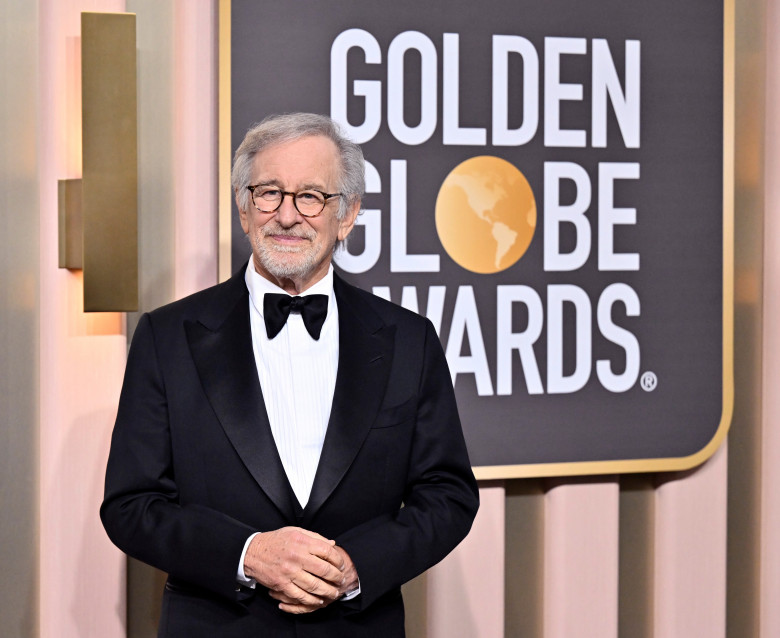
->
<box><xmin>297</xmin><ymin>190</ymin><xmax>324</xmax><ymax>204</ymax></box>
<box><xmin>259</xmin><ymin>187</ymin><xmax>281</xmax><ymax>200</ymax></box>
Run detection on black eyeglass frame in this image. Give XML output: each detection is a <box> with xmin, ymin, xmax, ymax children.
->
<box><xmin>246</xmin><ymin>185</ymin><xmax>342</xmax><ymax>218</ymax></box>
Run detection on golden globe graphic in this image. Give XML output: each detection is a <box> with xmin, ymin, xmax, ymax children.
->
<box><xmin>435</xmin><ymin>156</ymin><xmax>536</xmax><ymax>274</ymax></box>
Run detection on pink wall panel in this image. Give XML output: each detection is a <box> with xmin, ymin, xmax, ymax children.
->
<box><xmin>173</xmin><ymin>0</ymin><xmax>218</xmax><ymax>298</ymax></box>
<box><xmin>653</xmin><ymin>445</ymin><xmax>728</xmax><ymax>638</ymax></box>
<box><xmin>543</xmin><ymin>480</ymin><xmax>620</xmax><ymax>638</ymax></box>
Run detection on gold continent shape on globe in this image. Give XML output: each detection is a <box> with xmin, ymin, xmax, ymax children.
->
<box><xmin>435</xmin><ymin>155</ymin><xmax>536</xmax><ymax>274</ymax></box>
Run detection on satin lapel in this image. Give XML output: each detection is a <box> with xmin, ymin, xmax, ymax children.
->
<box><xmin>185</xmin><ymin>273</ymin><xmax>297</xmax><ymax>521</ymax></box>
<box><xmin>303</xmin><ymin>277</ymin><xmax>395</xmax><ymax>520</ymax></box>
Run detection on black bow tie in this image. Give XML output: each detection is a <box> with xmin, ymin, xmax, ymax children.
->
<box><xmin>263</xmin><ymin>293</ymin><xmax>329</xmax><ymax>340</ymax></box>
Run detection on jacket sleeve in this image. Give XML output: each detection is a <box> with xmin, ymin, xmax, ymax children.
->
<box><xmin>335</xmin><ymin>319</ymin><xmax>480</xmax><ymax>610</ymax></box>
<box><xmin>100</xmin><ymin>313</ymin><xmax>255</xmax><ymax>601</ymax></box>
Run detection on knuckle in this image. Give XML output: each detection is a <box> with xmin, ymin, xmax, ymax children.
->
<box><xmin>291</xmin><ymin>529</ymin><xmax>306</xmax><ymax>543</ymax></box>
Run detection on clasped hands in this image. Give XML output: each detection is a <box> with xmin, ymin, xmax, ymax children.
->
<box><xmin>244</xmin><ymin>526</ymin><xmax>359</xmax><ymax>614</ymax></box>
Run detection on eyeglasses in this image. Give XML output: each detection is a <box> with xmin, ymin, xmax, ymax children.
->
<box><xmin>247</xmin><ymin>185</ymin><xmax>341</xmax><ymax>218</ymax></box>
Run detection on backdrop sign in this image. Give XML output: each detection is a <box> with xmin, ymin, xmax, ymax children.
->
<box><xmin>225</xmin><ymin>0</ymin><xmax>733</xmax><ymax>478</ymax></box>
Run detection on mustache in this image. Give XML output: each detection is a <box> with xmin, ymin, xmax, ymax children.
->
<box><xmin>260</xmin><ymin>224</ymin><xmax>316</xmax><ymax>241</ymax></box>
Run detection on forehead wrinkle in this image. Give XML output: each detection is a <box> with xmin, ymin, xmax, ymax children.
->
<box><xmin>298</xmin><ymin>181</ymin><xmax>332</xmax><ymax>192</ymax></box>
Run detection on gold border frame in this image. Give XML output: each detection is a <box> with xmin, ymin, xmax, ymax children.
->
<box><xmin>218</xmin><ymin>0</ymin><xmax>735</xmax><ymax>479</ymax></box>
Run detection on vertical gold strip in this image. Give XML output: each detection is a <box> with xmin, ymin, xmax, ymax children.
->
<box><xmin>722</xmin><ymin>0</ymin><xmax>735</xmax><ymax>424</ymax></box>
<box><xmin>81</xmin><ymin>12</ymin><xmax>138</xmax><ymax>311</ymax></box>
<box><xmin>504</xmin><ymin>480</ymin><xmax>544</xmax><ymax>638</ymax></box>
<box><xmin>1</xmin><ymin>0</ymin><xmax>39</xmax><ymax>632</ymax></box>
<box><xmin>618</xmin><ymin>475</ymin><xmax>655</xmax><ymax>638</ymax></box>
<box><xmin>58</xmin><ymin>178</ymin><xmax>83</xmax><ymax>269</ymax></box>
<box><xmin>218</xmin><ymin>0</ymin><xmax>232</xmax><ymax>282</ymax></box>
<box><xmin>402</xmin><ymin>574</ymin><xmax>428</xmax><ymax>638</ymax></box>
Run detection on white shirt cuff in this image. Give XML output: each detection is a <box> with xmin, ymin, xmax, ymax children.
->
<box><xmin>237</xmin><ymin>532</ymin><xmax>260</xmax><ymax>588</ymax></box>
<box><xmin>341</xmin><ymin>579</ymin><xmax>361</xmax><ymax>600</ymax></box>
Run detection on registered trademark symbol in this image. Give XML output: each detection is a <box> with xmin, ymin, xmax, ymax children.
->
<box><xmin>640</xmin><ymin>371</ymin><xmax>658</xmax><ymax>392</ymax></box>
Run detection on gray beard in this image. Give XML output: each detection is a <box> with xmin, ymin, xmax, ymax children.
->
<box><xmin>253</xmin><ymin>237</ymin><xmax>319</xmax><ymax>280</ymax></box>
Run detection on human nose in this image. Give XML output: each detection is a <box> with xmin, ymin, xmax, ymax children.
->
<box><xmin>275</xmin><ymin>192</ymin><xmax>302</xmax><ymax>226</ymax></box>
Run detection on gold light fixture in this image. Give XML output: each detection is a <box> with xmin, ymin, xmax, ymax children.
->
<box><xmin>58</xmin><ymin>12</ymin><xmax>138</xmax><ymax>312</ymax></box>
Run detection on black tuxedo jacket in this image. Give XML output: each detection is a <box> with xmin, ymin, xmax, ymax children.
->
<box><xmin>101</xmin><ymin>267</ymin><xmax>479</xmax><ymax>638</ymax></box>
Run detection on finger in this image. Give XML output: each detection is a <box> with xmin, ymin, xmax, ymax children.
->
<box><xmin>274</xmin><ymin>582</ymin><xmax>326</xmax><ymax>608</ymax></box>
<box><xmin>269</xmin><ymin>591</ymin><xmax>323</xmax><ymax>614</ymax></box>
<box><xmin>282</xmin><ymin>530</ymin><xmax>342</xmax><ymax>571</ymax></box>
<box><xmin>299</xmin><ymin>554</ymin><xmax>346</xmax><ymax>586</ymax></box>
<box><xmin>268</xmin><ymin>589</ymin><xmax>319</xmax><ymax>605</ymax></box>
<box><xmin>296</xmin><ymin>533</ymin><xmax>343</xmax><ymax>571</ymax></box>
<box><xmin>278</xmin><ymin>602</ymin><xmax>323</xmax><ymax>614</ymax></box>
<box><xmin>292</xmin><ymin>572</ymin><xmax>341</xmax><ymax>600</ymax></box>
<box><xmin>308</xmin><ymin>542</ymin><xmax>345</xmax><ymax>571</ymax></box>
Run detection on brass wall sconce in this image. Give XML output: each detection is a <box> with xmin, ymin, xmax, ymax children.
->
<box><xmin>58</xmin><ymin>12</ymin><xmax>138</xmax><ymax>312</ymax></box>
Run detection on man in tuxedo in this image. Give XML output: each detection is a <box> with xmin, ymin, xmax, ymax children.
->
<box><xmin>101</xmin><ymin>112</ymin><xmax>479</xmax><ymax>637</ymax></box>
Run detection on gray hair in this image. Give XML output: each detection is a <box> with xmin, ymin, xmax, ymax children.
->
<box><xmin>231</xmin><ymin>112</ymin><xmax>365</xmax><ymax>221</ymax></box>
